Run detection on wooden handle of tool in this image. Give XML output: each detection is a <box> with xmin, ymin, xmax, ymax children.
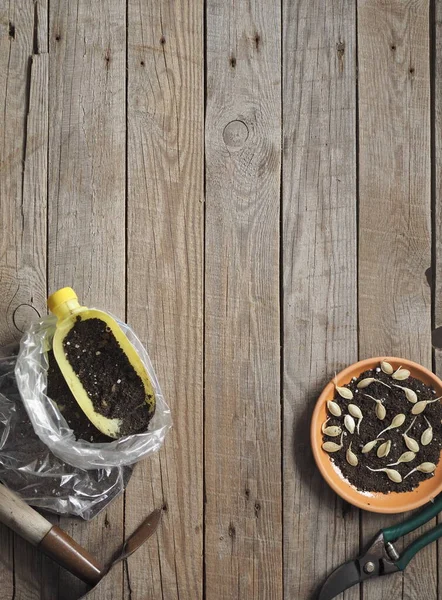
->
<box><xmin>0</xmin><ymin>484</ymin><xmax>105</xmax><ymax>586</ymax></box>
<box><xmin>0</xmin><ymin>482</ymin><xmax>52</xmax><ymax>544</ymax></box>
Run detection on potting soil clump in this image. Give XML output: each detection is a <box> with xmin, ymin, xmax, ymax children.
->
<box><xmin>321</xmin><ymin>361</ymin><xmax>442</xmax><ymax>494</ymax></box>
<box><xmin>63</xmin><ymin>318</ymin><xmax>154</xmax><ymax>436</ymax></box>
<box><xmin>47</xmin><ymin>350</ymin><xmax>111</xmax><ymax>443</ymax></box>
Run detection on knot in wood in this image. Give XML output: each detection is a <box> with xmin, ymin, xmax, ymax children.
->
<box><xmin>222</xmin><ymin>120</ymin><xmax>249</xmax><ymax>149</ymax></box>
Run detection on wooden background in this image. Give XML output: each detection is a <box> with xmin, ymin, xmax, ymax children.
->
<box><xmin>0</xmin><ymin>0</ymin><xmax>439</xmax><ymax>598</ymax></box>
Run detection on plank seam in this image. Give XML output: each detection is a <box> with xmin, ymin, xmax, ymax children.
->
<box><xmin>202</xmin><ymin>0</ymin><xmax>207</xmax><ymax>597</ymax></box>
<box><xmin>279</xmin><ymin>0</ymin><xmax>284</xmax><ymax>595</ymax></box>
<box><xmin>123</xmin><ymin>1</ymin><xmax>129</xmax><ymax>598</ymax></box>
<box><xmin>429</xmin><ymin>1</ymin><xmax>439</xmax><ymax>597</ymax></box>
<box><xmin>355</xmin><ymin>3</ymin><xmax>364</xmax><ymax>598</ymax></box>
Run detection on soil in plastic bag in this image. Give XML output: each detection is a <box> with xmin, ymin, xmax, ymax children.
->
<box><xmin>47</xmin><ymin>350</ymin><xmax>111</xmax><ymax>443</ymax></box>
<box><xmin>0</xmin><ymin>349</ymin><xmax>132</xmax><ymax>519</ymax></box>
<box><xmin>16</xmin><ymin>315</ymin><xmax>171</xmax><ymax>469</ymax></box>
<box><xmin>64</xmin><ymin>318</ymin><xmax>153</xmax><ymax>436</ymax></box>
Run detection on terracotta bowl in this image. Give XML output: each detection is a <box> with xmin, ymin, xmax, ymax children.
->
<box><xmin>311</xmin><ymin>357</ymin><xmax>442</xmax><ymax>514</ymax></box>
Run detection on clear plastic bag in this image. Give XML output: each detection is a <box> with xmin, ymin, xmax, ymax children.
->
<box><xmin>15</xmin><ymin>315</ymin><xmax>172</xmax><ymax>469</ymax></box>
<box><xmin>0</xmin><ymin>350</ymin><xmax>132</xmax><ymax>520</ymax></box>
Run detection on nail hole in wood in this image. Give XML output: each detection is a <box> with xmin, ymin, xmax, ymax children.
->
<box><xmin>254</xmin><ymin>33</ymin><xmax>260</xmax><ymax>49</ymax></box>
<box><xmin>55</xmin><ymin>34</ymin><xmax>61</xmax><ymax>41</ymax></box>
<box><xmin>104</xmin><ymin>513</ymin><xmax>110</xmax><ymax>528</ymax></box>
<box><xmin>160</xmin><ymin>36</ymin><xmax>166</xmax><ymax>45</ymax></box>
<box><xmin>409</xmin><ymin>67</ymin><xmax>415</xmax><ymax>74</ymax></box>
<box><xmin>9</xmin><ymin>22</ymin><xmax>15</xmax><ymax>39</ymax></box>
<box><xmin>140</xmin><ymin>60</ymin><xmax>145</xmax><ymax>66</ymax></box>
<box><xmin>228</xmin><ymin>524</ymin><xmax>236</xmax><ymax>538</ymax></box>
<box><xmin>162</xmin><ymin>502</ymin><xmax>168</xmax><ymax>512</ymax></box>
<box><xmin>230</xmin><ymin>57</ymin><xmax>236</xmax><ymax>68</ymax></box>
<box><xmin>391</xmin><ymin>44</ymin><xmax>396</xmax><ymax>50</ymax></box>
<box><xmin>336</xmin><ymin>40</ymin><xmax>345</xmax><ymax>58</ymax></box>
<box><xmin>254</xmin><ymin>502</ymin><xmax>261</xmax><ymax>517</ymax></box>
<box><xmin>245</xmin><ymin>488</ymin><xmax>250</xmax><ymax>499</ymax></box>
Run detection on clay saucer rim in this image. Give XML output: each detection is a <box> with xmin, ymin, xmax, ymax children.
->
<box><xmin>310</xmin><ymin>357</ymin><xmax>442</xmax><ymax>514</ymax></box>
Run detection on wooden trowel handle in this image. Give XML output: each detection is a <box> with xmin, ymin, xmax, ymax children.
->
<box><xmin>0</xmin><ymin>483</ymin><xmax>105</xmax><ymax>586</ymax></box>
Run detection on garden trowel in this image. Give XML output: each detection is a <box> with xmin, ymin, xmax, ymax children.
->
<box><xmin>0</xmin><ymin>482</ymin><xmax>161</xmax><ymax>592</ymax></box>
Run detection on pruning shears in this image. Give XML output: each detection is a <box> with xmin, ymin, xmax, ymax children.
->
<box><xmin>317</xmin><ymin>494</ymin><xmax>442</xmax><ymax>599</ymax></box>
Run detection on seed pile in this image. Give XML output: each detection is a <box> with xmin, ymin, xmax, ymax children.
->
<box><xmin>321</xmin><ymin>361</ymin><xmax>442</xmax><ymax>493</ymax></box>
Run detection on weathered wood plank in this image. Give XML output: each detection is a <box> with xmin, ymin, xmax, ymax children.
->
<box><xmin>204</xmin><ymin>1</ymin><xmax>282</xmax><ymax>598</ymax></box>
<box><xmin>358</xmin><ymin>1</ymin><xmax>433</xmax><ymax>599</ymax></box>
<box><xmin>0</xmin><ymin>1</ymin><xmax>48</xmax><ymax>598</ymax></box>
<box><xmin>0</xmin><ymin>0</ymin><xmax>47</xmax><ymax>348</ymax></box>
<box><xmin>125</xmin><ymin>0</ymin><xmax>204</xmax><ymax>598</ymax></box>
<box><xmin>48</xmin><ymin>1</ymin><xmax>126</xmax><ymax>599</ymax></box>
<box><xmin>282</xmin><ymin>1</ymin><xmax>359</xmax><ymax>599</ymax></box>
<box><xmin>434</xmin><ymin>1</ymin><xmax>442</xmax><ymax>598</ymax></box>
<box><xmin>15</xmin><ymin>48</ymin><xmax>53</xmax><ymax>600</ymax></box>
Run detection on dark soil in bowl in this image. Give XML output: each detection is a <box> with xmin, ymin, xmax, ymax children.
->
<box><xmin>63</xmin><ymin>318</ymin><xmax>154</xmax><ymax>437</ymax></box>
<box><xmin>323</xmin><ymin>367</ymin><xmax>442</xmax><ymax>493</ymax></box>
<box><xmin>47</xmin><ymin>350</ymin><xmax>111</xmax><ymax>443</ymax></box>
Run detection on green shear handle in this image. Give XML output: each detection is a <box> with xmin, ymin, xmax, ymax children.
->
<box><xmin>382</xmin><ymin>493</ymin><xmax>442</xmax><ymax>571</ymax></box>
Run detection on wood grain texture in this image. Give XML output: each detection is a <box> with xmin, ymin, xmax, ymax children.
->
<box><xmin>0</xmin><ymin>483</ymin><xmax>53</xmax><ymax>544</ymax></box>
<box><xmin>0</xmin><ymin>0</ymin><xmax>47</xmax><ymax>344</ymax></box>
<box><xmin>282</xmin><ymin>2</ymin><xmax>359</xmax><ymax>599</ymax></box>
<box><xmin>126</xmin><ymin>0</ymin><xmax>204</xmax><ymax>598</ymax></box>
<box><xmin>48</xmin><ymin>1</ymin><xmax>126</xmax><ymax>599</ymax></box>
<box><xmin>204</xmin><ymin>0</ymin><xmax>282</xmax><ymax>598</ymax></box>
<box><xmin>0</xmin><ymin>2</ymin><xmax>48</xmax><ymax>598</ymax></box>
<box><xmin>358</xmin><ymin>1</ymin><xmax>433</xmax><ymax>599</ymax></box>
<box><xmin>434</xmin><ymin>1</ymin><xmax>442</xmax><ymax>598</ymax></box>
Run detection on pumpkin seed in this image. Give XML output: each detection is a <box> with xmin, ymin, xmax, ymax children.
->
<box><xmin>392</xmin><ymin>366</ymin><xmax>410</xmax><ymax>381</ymax></box>
<box><xmin>381</xmin><ymin>360</ymin><xmax>394</xmax><ymax>375</ymax></box>
<box><xmin>377</xmin><ymin>440</ymin><xmax>391</xmax><ymax>458</ymax></box>
<box><xmin>421</xmin><ymin>416</ymin><xmax>433</xmax><ymax>446</ymax></box>
<box><xmin>327</xmin><ymin>400</ymin><xmax>341</xmax><ymax>417</ymax></box>
<box><xmin>348</xmin><ymin>404</ymin><xmax>362</xmax><ymax>419</ymax></box>
<box><xmin>392</xmin><ymin>385</ymin><xmax>417</xmax><ymax>404</ymax></box>
<box><xmin>377</xmin><ymin>414</ymin><xmax>405</xmax><ymax>437</ymax></box>
<box><xmin>402</xmin><ymin>417</ymin><xmax>420</xmax><ymax>452</ymax></box>
<box><xmin>362</xmin><ymin>439</ymin><xmax>383</xmax><ymax>454</ymax></box>
<box><xmin>367</xmin><ymin>466</ymin><xmax>402</xmax><ymax>483</ymax></box>
<box><xmin>346</xmin><ymin>442</ymin><xmax>358</xmax><ymax>467</ymax></box>
<box><xmin>412</xmin><ymin>401</ymin><xmax>427</xmax><ymax>415</ymax></box>
<box><xmin>416</xmin><ymin>462</ymin><xmax>437</xmax><ymax>473</ymax></box>
<box><xmin>403</xmin><ymin>435</ymin><xmax>419</xmax><ymax>453</ymax></box>
<box><xmin>364</xmin><ymin>393</ymin><xmax>386</xmax><ymax>421</ymax></box>
<box><xmin>387</xmin><ymin>451</ymin><xmax>416</xmax><ymax>466</ymax></box>
<box><xmin>348</xmin><ymin>404</ymin><xmax>363</xmax><ymax>434</ymax></box>
<box><xmin>323</xmin><ymin>425</ymin><xmax>342</xmax><ymax>437</ymax></box>
<box><xmin>344</xmin><ymin>414</ymin><xmax>355</xmax><ymax>434</ymax></box>
<box><xmin>376</xmin><ymin>403</ymin><xmax>386</xmax><ymax>420</ymax></box>
<box><xmin>322</xmin><ymin>432</ymin><xmax>344</xmax><ymax>453</ymax></box>
<box><xmin>404</xmin><ymin>462</ymin><xmax>436</xmax><ymax>479</ymax></box>
<box><xmin>357</xmin><ymin>378</ymin><xmax>375</xmax><ymax>389</ymax></box>
<box><xmin>411</xmin><ymin>397</ymin><xmax>441</xmax><ymax>415</ymax></box>
<box><xmin>336</xmin><ymin>385</ymin><xmax>353</xmax><ymax>400</ymax></box>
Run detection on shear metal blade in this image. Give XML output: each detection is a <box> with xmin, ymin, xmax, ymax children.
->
<box><xmin>317</xmin><ymin>560</ymin><xmax>361</xmax><ymax>600</ymax></box>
